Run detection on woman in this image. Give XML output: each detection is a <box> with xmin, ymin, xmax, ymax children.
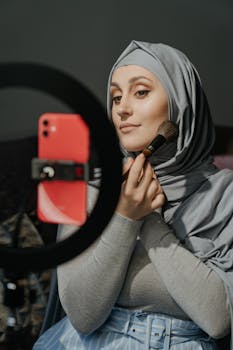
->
<box><xmin>33</xmin><ymin>41</ymin><xmax>232</xmax><ymax>349</ymax></box>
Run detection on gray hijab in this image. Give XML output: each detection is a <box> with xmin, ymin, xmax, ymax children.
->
<box><xmin>107</xmin><ymin>40</ymin><xmax>233</xmax><ymax>347</ymax></box>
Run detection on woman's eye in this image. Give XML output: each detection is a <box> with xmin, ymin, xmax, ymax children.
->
<box><xmin>136</xmin><ymin>90</ymin><xmax>150</xmax><ymax>97</ymax></box>
<box><xmin>112</xmin><ymin>96</ymin><xmax>122</xmax><ymax>104</ymax></box>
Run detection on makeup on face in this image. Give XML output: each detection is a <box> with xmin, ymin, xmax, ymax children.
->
<box><xmin>110</xmin><ymin>65</ymin><xmax>168</xmax><ymax>153</ymax></box>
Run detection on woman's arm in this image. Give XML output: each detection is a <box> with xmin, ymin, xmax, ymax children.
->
<box><xmin>57</xmin><ymin>185</ymin><xmax>142</xmax><ymax>334</ymax></box>
<box><xmin>58</xmin><ymin>154</ymin><xmax>164</xmax><ymax>335</ymax></box>
<box><xmin>139</xmin><ymin>213</ymin><xmax>231</xmax><ymax>339</ymax></box>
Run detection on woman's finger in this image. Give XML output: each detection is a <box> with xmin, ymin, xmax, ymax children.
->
<box><xmin>123</xmin><ymin>157</ymin><xmax>134</xmax><ymax>174</ymax></box>
<box><xmin>146</xmin><ymin>177</ymin><xmax>160</xmax><ymax>199</ymax></box>
<box><xmin>126</xmin><ymin>153</ymin><xmax>146</xmax><ymax>188</ymax></box>
<box><xmin>137</xmin><ymin>161</ymin><xmax>154</xmax><ymax>189</ymax></box>
<box><xmin>151</xmin><ymin>192</ymin><xmax>166</xmax><ymax>209</ymax></box>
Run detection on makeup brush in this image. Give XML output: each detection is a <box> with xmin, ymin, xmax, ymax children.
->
<box><xmin>122</xmin><ymin>120</ymin><xmax>178</xmax><ymax>182</ymax></box>
<box><xmin>142</xmin><ymin>120</ymin><xmax>178</xmax><ymax>157</ymax></box>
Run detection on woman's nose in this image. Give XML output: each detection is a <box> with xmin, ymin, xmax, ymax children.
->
<box><xmin>117</xmin><ymin>98</ymin><xmax>133</xmax><ymax>119</ymax></box>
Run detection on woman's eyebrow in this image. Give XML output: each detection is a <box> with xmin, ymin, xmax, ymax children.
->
<box><xmin>128</xmin><ymin>76</ymin><xmax>153</xmax><ymax>84</ymax></box>
<box><xmin>110</xmin><ymin>82</ymin><xmax>120</xmax><ymax>88</ymax></box>
<box><xmin>110</xmin><ymin>76</ymin><xmax>153</xmax><ymax>88</ymax></box>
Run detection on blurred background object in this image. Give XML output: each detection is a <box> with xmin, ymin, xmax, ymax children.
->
<box><xmin>0</xmin><ymin>137</ymin><xmax>56</xmax><ymax>349</ymax></box>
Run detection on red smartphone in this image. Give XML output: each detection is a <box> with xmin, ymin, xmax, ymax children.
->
<box><xmin>37</xmin><ymin>113</ymin><xmax>90</xmax><ymax>225</ymax></box>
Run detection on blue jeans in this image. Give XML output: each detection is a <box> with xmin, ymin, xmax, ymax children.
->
<box><xmin>33</xmin><ymin>306</ymin><xmax>218</xmax><ymax>349</ymax></box>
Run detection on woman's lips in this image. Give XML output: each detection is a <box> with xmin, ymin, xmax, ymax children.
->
<box><xmin>119</xmin><ymin>123</ymin><xmax>140</xmax><ymax>133</ymax></box>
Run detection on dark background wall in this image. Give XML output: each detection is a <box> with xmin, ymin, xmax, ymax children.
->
<box><xmin>0</xmin><ymin>0</ymin><xmax>232</xmax><ymax>141</ymax></box>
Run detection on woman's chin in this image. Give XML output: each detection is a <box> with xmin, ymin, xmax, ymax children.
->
<box><xmin>123</xmin><ymin>145</ymin><xmax>144</xmax><ymax>153</ymax></box>
<box><xmin>119</xmin><ymin>137</ymin><xmax>148</xmax><ymax>153</ymax></box>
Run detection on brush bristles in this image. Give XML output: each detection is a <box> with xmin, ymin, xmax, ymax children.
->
<box><xmin>157</xmin><ymin>120</ymin><xmax>178</xmax><ymax>141</ymax></box>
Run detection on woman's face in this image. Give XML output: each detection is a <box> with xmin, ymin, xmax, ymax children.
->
<box><xmin>110</xmin><ymin>65</ymin><xmax>168</xmax><ymax>152</ymax></box>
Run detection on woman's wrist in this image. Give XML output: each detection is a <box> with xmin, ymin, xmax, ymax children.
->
<box><xmin>115</xmin><ymin>210</ymin><xmax>144</xmax><ymax>222</ymax></box>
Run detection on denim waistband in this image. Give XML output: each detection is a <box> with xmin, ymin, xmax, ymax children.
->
<box><xmin>100</xmin><ymin>307</ymin><xmax>212</xmax><ymax>350</ymax></box>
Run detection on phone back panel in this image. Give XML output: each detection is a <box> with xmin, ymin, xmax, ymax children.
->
<box><xmin>38</xmin><ymin>113</ymin><xmax>89</xmax><ymax>225</ymax></box>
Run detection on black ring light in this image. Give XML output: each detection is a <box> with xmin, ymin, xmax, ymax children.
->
<box><xmin>0</xmin><ymin>62</ymin><xmax>122</xmax><ymax>272</ymax></box>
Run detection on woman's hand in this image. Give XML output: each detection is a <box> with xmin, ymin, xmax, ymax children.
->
<box><xmin>116</xmin><ymin>154</ymin><xmax>165</xmax><ymax>220</ymax></box>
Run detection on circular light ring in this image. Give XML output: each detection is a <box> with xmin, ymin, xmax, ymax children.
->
<box><xmin>0</xmin><ymin>62</ymin><xmax>122</xmax><ymax>271</ymax></box>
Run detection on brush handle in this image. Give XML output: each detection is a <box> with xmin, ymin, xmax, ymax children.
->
<box><xmin>121</xmin><ymin>134</ymin><xmax>166</xmax><ymax>182</ymax></box>
<box><xmin>144</xmin><ymin>134</ymin><xmax>166</xmax><ymax>155</ymax></box>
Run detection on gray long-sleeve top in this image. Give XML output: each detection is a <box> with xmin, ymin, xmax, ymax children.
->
<box><xmin>57</xmin><ymin>185</ymin><xmax>230</xmax><ymax>339</ymax></box>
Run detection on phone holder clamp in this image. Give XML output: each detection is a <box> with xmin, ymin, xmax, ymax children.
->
<box><xmin>31</xmin><ymin>158</ymin><xmax>88</xmax><ymax>181</ymax></box>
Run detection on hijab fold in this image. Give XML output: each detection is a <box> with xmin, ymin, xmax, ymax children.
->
<box><xmin>107</xmin><ymin>40</ymin><xmax>233</xmax><ymax>348</ymax></box>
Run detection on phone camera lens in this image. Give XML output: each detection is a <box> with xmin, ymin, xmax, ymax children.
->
<box><xmin>43</xmin><ymin>120</ymin><xmax>49</xmax><ymax>126</ymax></box>
<box><xmin>43</xmin><ymin>130</ymin><xmax>49</xmax><ymax>137</ymax></box>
